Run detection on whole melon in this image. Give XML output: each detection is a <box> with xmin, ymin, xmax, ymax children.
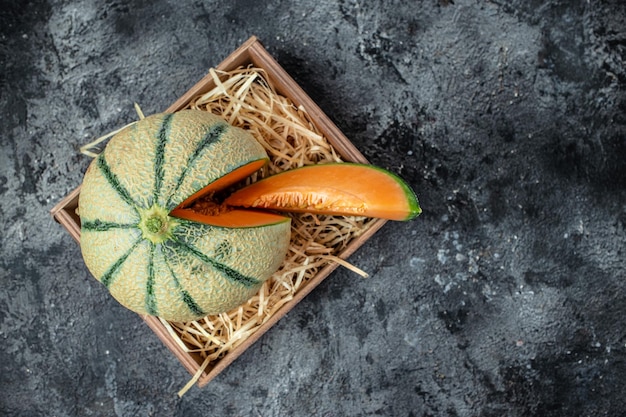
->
<box><xmin>78</xmin><ymin>110</ymin><xmax>292</xmax><ymax>322</ymax></box>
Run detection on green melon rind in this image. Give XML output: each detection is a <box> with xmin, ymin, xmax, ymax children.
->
<box><xmin>78</xmin><ymin>110</ymin><xmax>292</xmax><ymax>321</ymax></box>
<box><xmin>360</xmin><ymin>163</ymin><xmax>422</xmax><ymax>220</ymax></box>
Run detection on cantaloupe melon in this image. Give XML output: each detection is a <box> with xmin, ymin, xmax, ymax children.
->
<box><xmin>79</xmin><ymin>110</ymin><xmax>292</xmax><ymax>322</ymax></box>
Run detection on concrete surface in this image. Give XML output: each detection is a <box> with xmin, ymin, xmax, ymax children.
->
<box><xmin>1</xmin><ymin>0</ymin><xmax>625</xmax><ymax>416</ymax></box>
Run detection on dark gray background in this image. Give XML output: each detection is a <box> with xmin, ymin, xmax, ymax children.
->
<box><xmin>2</xmin><ymin>0</ymin><xmax>625</xmax><ymax>416</ymax></box>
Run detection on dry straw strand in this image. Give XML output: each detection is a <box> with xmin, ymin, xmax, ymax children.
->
<box><xmin>80</xmin><ymin>103</ymin><xmax>146</xmax><ymax>158</ymax></box>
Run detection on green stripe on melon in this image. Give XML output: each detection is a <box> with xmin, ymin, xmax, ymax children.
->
<box><xmin>79</xmin><ymin>110</ymin><xmax>291</xmax><ymax>321</ymax></box>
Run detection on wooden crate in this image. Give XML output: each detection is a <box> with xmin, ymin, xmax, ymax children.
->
<box><xmin>50</xmin><ymin>36</ymin><xmax>387</xmax><ymax>387</ymax></box>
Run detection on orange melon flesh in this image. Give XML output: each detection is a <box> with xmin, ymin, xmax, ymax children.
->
<box><xmin>224</xmin><ymin>163</ymin><xmax>421</xmax><ymax>221</ymax></box>
<box><xmin>170</xmin><ymin>157</ymin><xmax>294</xmax><ymax>228</ymax></box>
<box><xmin>171</xmin><ymin>208</ymin><xmax>289</xmax><ymax>228</ymax></box>
<box><xmin>175</xmin><ymin>158</ymin><xmax>268</xmax><ymax>209</ymax></box>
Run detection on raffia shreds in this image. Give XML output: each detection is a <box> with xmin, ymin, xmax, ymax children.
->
<box><xmin>169</xmin><ymin>66</ymin><xmax>375</xmax><ymax>396</ymax></box>
<box><xmin>80</xmin><ymin>121</ymin><xmax>138</xmax><ymax>158</ymax></box>
<box><xmin>80</xmin><ymin>103</ymin><xmax>146</xmax><ymax>158</ymax></box>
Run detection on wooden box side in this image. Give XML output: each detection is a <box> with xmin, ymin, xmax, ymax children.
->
<box><xmin>50</xmin><ymin>187</ymin><xmax>81</xmax><ymax>243</ymax></box>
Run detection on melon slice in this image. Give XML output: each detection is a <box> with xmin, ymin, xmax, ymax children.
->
<box><xmin>224</xmin><ymin>163</ymin><xmax>422</xmax><ymax>221</ymax></box>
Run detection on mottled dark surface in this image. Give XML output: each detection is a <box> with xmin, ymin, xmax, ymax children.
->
<box><xmin>1</xmin><ymin>0</ymin><xmax>625</xmax><ymax>416</ymax></box>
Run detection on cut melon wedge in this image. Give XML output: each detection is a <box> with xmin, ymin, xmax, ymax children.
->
<box><xmin>224</xmin><ymin>163</ymin><xmax>422</xmax><ymax>221</ymax></box>
<box><xmin>175</xmin><ymin>158</ymin><xmax>268</xmax><ymax>209</ymax></box>
<box><xmin>171</xmin><ymin>207</ymin><xmax>290</xmax><ymax>228</ymax></box>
